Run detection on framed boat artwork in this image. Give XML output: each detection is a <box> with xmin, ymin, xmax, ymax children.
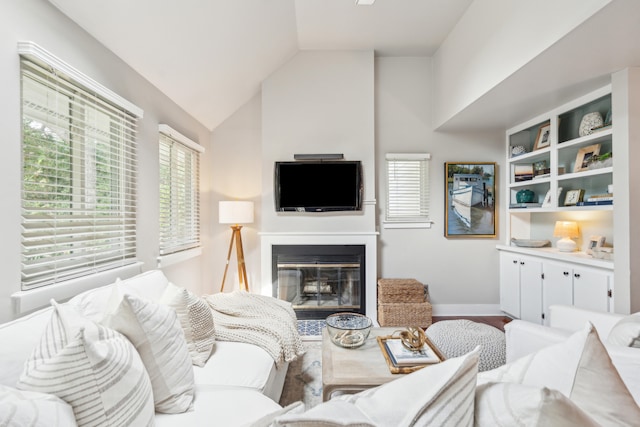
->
<box><xmin>445</xmin><ymin>162</ymin><xmax>497</xmax><ymax>238</ymax></box>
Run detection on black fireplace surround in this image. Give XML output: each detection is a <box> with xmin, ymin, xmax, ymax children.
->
<box><xmin>272</xmin><ymin>244</ymin><xmax>366</xmax><ymax>319</ymax></box>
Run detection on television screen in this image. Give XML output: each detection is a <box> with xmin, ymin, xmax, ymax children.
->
<box><xmin>274</xmin><ymin>161</ymin><xmax>362</xmax><ymax>212</ymax></box>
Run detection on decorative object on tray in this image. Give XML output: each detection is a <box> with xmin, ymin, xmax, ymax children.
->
<box><xmin>564</xmin><ymin>189</ymin><xmax>585</xmax><ymax>206</ymax></box>
<box><xmin>574</xmin><ymin>143</ymin><xmax>601</xmax><ymax>172</ymax></box>
<box><xmin>511</xmin><ymin>145</ymin><xmax>527</xmax><ymax>157</ymax></box>
<box><xmin>325</xmin><ymin>313</ymin><xmax>372</xmax><ymax>349</ymax></box>
<box><xmin>376</xmin><ymin>329</ymin><xmax>445</xmax><ymax>374</ymax></box>
<box><xmin>553</xmin><ymin>221</ymin><xmax>580</xmax><ymax>252</ymax></box>
<box><xmin>515</xmin><ymin>189</ymin><xmax>535</xmax><ymax>203</ymax></box>
<box><xmin>578</xmin><ymin>112</ymin><xmax>604</xmax><ymax>137</ymax></box>
<box><xmin>533</xmin><ymin>122</ymin><xmax>551</xmax><ymax>150</ymax></box>
<box><xmin>510</xmin><ymin>238</ymin><xmax>551</xmax><ymax>248</ymax></box>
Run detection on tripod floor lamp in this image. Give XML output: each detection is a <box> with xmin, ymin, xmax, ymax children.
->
<box><xmin>219</xmin><ymin>201</ymin><xmax>254</xmax><ymax>292</ymax></box>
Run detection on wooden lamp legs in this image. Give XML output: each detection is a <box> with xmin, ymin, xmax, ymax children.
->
<box><xmin>220</xmin><ymin>225</ymin><xmax>249</xmax><ymax>292</ymax></box>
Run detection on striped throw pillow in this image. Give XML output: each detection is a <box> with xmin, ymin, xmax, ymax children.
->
<box><xmin>160</xmin><ymin>282</ymin><xmax>216</xmax><ymax>367</ymax></box>
<box><xmin>0</xmin><ymin>385</ymin><xmax>77</xmax><ymax>427</ymax></box>
<box><xmin>103</xmin><ymin>290</ymin><xmax>195</xmax><ymax>413</ymax></box>
<box><xmin>16</xmin><ymin>301</ymin><xmax>154</xmax><ymax>427</ymax></box>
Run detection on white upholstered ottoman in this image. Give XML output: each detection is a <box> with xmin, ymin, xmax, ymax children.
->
<box><xmin>425</xmin><ymin>320</ymin><xmax>506</xmax><ymax>372</ymax></box>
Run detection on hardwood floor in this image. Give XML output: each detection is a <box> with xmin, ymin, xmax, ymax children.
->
<box><xmin>431</xmin><ymin>315</ymin><xmax>512</xmax><ymax>332</ymax></box>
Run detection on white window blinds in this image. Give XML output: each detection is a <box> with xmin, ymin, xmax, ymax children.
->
<box><xmin>20</xmin><ymin>51</ymin><xmax>140</xmax><ymax>291</ymax></box>
<box><xmin>159</xmin><ymin>125</ymin><xmax>203</xmax><ymax>256</ymax></box>
<box><xmin>385</xmin><ymin>153</ymin><xmax>431</xmax><ymax>225</ymax></box>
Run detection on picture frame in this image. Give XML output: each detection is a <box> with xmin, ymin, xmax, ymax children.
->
<box><xmin>533</xmin><ymin>123</ymin><xmax>551</xmax><ymax>151</ymax></box>
<box><xmin>445</xmin><ymin>162</ymin><xmax>497</xmax><ymax>238</ymax></box>
<box><xmin>587</xmin><ymin>235</ymin><xmax>606</xmax><ymax>255</ymax></box>
<box><xmin>514</xmin><ymin>164</ymin><xmax>533</xmax><ymax>182</ymax></box>
<box><xmin>574</xmin><ymin>143</ymin><xmax>601</xmax><ymax>172</ymax></box>
<box><xmin>564</xmin><ymin>189</ymin><xmax>585</xmax><ymax>206</ymax></box>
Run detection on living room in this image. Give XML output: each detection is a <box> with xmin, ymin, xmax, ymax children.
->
<box><xmin>2</xmin><ymin>0</ymin><xmax>639</xmax><ymax>323</ymax></box>
<box><xmin>2</xmin><ymin>1</ymin><xmax>640</xmax><ymax>425</ymax></box>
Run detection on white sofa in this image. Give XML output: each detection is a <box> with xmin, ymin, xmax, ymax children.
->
<box><xmin>0</xmin><ymin>270</ymin><xmax>290</xmax><ymax>426</ymax></box>
<box><xmin>505</xmin><ymin>304</ymin><xmax>640</xmax><ymax>404</ymax></box>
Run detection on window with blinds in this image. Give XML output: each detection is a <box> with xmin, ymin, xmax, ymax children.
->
<box><xmin>159</xmin><ymin>126</ymin><xmax>202</xmax><ymax>256</ymax></box>
<box><xmin>20</xmin><ymin>55</ymin><xmax>139</xmax><ymax>291</ymax></box>
<box><xmin>385</xmin><ymin>153</ymin><xmax>431</xmax><ymax>227</ymax></box>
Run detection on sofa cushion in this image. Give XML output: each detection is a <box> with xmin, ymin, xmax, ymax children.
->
<box><xmin>0</xmin><ymin>307</ymin><xmax>52</xmax><ymax>387</ymax></box>
<box><xmin>475</xmin><ymin>382</ymin><xmax>599</xmax><ymax>427</ymax></box>
<box><xmin>478</xmin><ymin>322</ymin><xmax>640</xmax><ymax>426</ymax></box>
<box><xmin>0</xmin><ymin>385</ymin><xmax>77</xmax><ymax>427</ymax></box>
<box><xmin>68</xmin><ymin>270</ymin><xmax>169</xmax><ymax>322</ymax></box>
<box><xmin>103</xmin><ymin>289</ymin><xmax>195</xmax><ymax>414</ymax></box>
<box><xmin>154</xmin><ymin>387</ymin><xmax>283</xmax><ymax>427</ymax></box>
<box><xmin>608</xmin><ymin>313</ymin><xmax>640</xmax><ymax>348</ymax></box>
<box><xmin>160</xmin><ymin>282</ymin><xmax>216</xmax><ymax>367</ymax></box>
<box><xmin>16</xmin><ymin>301</ymin><xmax>155</xmax><ymax>427</ymax></box>
<box><xmin>275</xmin><ymin>347</ymin><xmax>479</xmax><ymax>427</ymax></box>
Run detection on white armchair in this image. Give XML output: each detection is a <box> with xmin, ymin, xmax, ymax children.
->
<box><xmin>505</xmin><ymin>305</ymin><xmax>640</xmax><ymax>405</ymax></box>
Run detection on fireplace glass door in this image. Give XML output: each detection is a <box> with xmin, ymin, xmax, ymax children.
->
<box><xmin>273</xmin><ymin>245</ymin><xmax>365</xmax><ymax>319</ymax></box>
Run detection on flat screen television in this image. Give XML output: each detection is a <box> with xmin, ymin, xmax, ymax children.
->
<box><xmin>274</xmin><ymin>161</ymin><xmax>363</xmax><ymax>212</ymax></box>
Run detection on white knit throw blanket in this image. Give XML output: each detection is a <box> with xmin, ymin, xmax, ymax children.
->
<box><xmin>205</xmin><ymin>291</ymin><xmax>305</xmax><ymax>367</ymax></box>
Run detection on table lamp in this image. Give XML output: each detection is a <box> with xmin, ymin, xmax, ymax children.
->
<box><xmin>554</xmin><ymin>220</ymin><xmax>579</xmax><ymax>252</ymax></box>
<box><xmin>219</xmin><ymin>201</ymin><xmax>254</xmax><ymax>292</ymax></box>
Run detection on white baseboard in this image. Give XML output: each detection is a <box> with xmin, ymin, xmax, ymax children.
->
<box><xmin>431</xmin><ymin>304</ymin><xmax>503</xmax><ymax>317</ymax></box>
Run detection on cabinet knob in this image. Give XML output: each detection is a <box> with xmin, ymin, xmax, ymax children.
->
<box><xmin>574</xmin><ymin>273</ymin><xmax>581</xmax><ymax>279</ymax></box>
<box><xmin>520</xmin><ymin>261</ymin><xmax>525</xmax><ymax>265</ymax></box>
<box><xmin>563</xmin><ymin>271</ymin><xmax>569</xmax><ymax>276</ymax></box>
<box><xmin>513</xmin><ymin>260</ymin><xmax>518</xmax><ymax>264</ymax></box>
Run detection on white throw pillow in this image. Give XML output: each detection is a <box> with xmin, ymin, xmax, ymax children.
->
<box><xmin>276</xmin><ymin>347</ymin><xmax>479</xmax><ymax>427</ymax></box>
<box><xmin>16</xmin><ymin>301</ymin><xmax>155</xmax><ymax>427</ymax></box>
<box><xmin>0</xmin><ymin>385</ymin><xmax>77</xmax><ymax>427</ymax></box>
<box><xmin>103</xmin><ymin>288</ymin><xmax>195</xmax><ymax>413</ymax></box>
<box><xmin>249</xmin><ymin>401</ymin><xmax>306</xmax><ymax>427</ymax></box>
<box><xmin>478</xmin><ymin>322</ymin><xmax>640</xmax><ymax>426</ymax></box>
<box><xmin>475</xmin><ymin>382</ymin><xmax>599</xmax><ymax>427</ymax></box>
<box><xmin>160</xmin><ymin>282</ymin><xmax>216</xmax><ymax>366</ymax></box>
<box><xmin>608</xmin><ymin>314</ymin><xmax>640</xmax><ymax>348</ymax></box>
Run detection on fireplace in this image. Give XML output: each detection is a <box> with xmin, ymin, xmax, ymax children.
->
<box><xmin>272</xmin><ymin>245</ymin><xmax>365</xmax><ymax>319</ymax></box>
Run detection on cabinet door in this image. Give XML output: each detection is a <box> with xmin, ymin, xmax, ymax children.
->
<box><xmin>542</xmin><ymin>262</ymin><xmax>574</xmax><ymax>326</ymax></box>
<box><xmin>519</xmin><ymin>257</ymin><xmax>543</xmax><ymax>324</ymax></box>
<box><xmin>573</xmin><ymin>267</ymin><xmax>611</xmax><ymax>312</ymax></box>
<box><xmin>499</xmin><ymin>253</ymin><xmax>521</xmax><ymax>318</ymax></box>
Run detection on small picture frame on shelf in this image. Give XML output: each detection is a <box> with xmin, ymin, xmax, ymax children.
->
<box><xmin>533</xmin><ymin>123</ymin><xmax>551</xmax><ymax>151</ymax></box>
<box><xmin>574</xmin><ymin>143</ymin><xmax>601</xmax><ymax>172</ymax></box>
<box><xmin>514</xmin><ymin>164</ymin><xmax>534</xmax><ymax>182</ymax></box>
<box><xmin>564</xmin><ymin>189</ymin><xmax>585</xmax><ymax>206</ymax></box>
<box><xmin>587</xmin><ymin>236</ymin><xmax>606</xmax><ymax>255</ymax></box>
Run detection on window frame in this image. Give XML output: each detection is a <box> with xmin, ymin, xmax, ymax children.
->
<box><xmin>384</xmin><ymin>153</ymin><xmax>432</xmax><ymax>229</ymax></box>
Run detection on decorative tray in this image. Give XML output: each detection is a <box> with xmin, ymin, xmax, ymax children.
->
<box><xmin>510</xmin><ymin>238</ymin><xmax>551</xmax><ymax>248</ymax></box>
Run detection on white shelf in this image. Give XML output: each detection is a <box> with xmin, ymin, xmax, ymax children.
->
<box><xmin>557</xmin><ymin>167</ymin><xmax>613</xmax><ymax>182</ymax></box>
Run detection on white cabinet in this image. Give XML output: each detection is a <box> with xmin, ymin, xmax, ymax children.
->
<box><xmin>499</xmin><ymin>248</ymin><xmax>613</xmax><ymax>324</ymax></box>
<box><xmin>499</xmin><ymin>252</ymin><xmax>543</xmax><ymax>322</ymax></box>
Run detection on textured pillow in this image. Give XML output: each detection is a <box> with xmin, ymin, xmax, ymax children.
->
<box><xmin>160</xmin><ymin>282</ymin><xmax>216</xmax><ymax>366</ymax></box>
<box><xmin>608</xmin><ymin>314</ymin><xmax>640</xmax><ymax>348</ymax></box>
<box><xmin>478</xmin><ymin>323</ymin><xmax>640</xmax><ymax>426</ymax></box>
<box><xmin>16</xmin><ymin>301</ymin><xmax>155</xmax><ymax>427</ymax></box>
<box><xmin>102</xmin><ymin>288</ymin><xmax>195</xmax><ymax>413</ymax></box>
<box><xmin>0</xmin><ymin>385</ymin><xmax>77</xmax><ymax>427</ymax></box>
<box><xmin>475</xmin><ymin>382</ymin><xmax>599</xmax><ymax>427</ymax></box>
<box><xmin>250</xmin><ymin>401</ymin><xmax>306</xmax><ymax>427</ymax></box>
<box><xmin>276</xmin><ymin>347</ymin><xmax>479</xmax><ymax>427</ymax></box>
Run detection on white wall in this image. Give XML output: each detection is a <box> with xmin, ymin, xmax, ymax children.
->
<box><xmin>209</xmin><ymin>94</ymin><xmax>263</xmax><ymax>293</ymax></box>
<box><xmin>376</xmin><ymin>57</ymin><xmax>504</xmax><ymax>314</ymax></box>
<box><xmin>0</xmin><ymin>0</ymin><xmax>211</xmax><ymax>322</ymax></box>
<box><xmin>432</xmin><ymin>0</ymin><xmax>611</xmax><ymax>129</ymax></box>
<box><xmin>261</xmin><ymin>51</ymin><xmax>376</xmax><ymax>233</ymax></box>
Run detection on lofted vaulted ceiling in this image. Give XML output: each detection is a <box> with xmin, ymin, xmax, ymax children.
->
<box><xmin>48</xmin><ymin>0</ymin><xmax>473</xmax><ymax>131</ymax></box>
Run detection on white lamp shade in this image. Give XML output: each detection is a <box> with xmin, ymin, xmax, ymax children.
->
<box><xmin>219</xmin><ymin>201</ymin><xmax>254</xmax><ymax>224</ymax></box>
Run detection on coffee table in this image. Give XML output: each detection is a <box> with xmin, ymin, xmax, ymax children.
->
<box><xmin>322</xmin><ymin>327</ymin><xmax>405</xmax><ymax>401</ymax></box>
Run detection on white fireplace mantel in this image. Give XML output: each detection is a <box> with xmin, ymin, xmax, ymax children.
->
<box><xmin>260</xmin><ymin>231</ymin><xmax>379</xmax><ymax>323</ymax></box>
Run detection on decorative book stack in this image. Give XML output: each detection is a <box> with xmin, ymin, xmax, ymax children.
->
<box><xmin>576</xmin><ymin>193</ymin><xmax>613</xmax><ymax>206</ymax></box>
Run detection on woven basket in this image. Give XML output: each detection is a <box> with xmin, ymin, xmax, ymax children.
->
<box><xmin>377</xmin><ymin>278</ymin><xmax>426</xmax><ymax>303</ymax></box>
<box><xmin>377</xmin><ymin>302</ymin><xmax>433</xmax><ymax>328</ymax></box>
